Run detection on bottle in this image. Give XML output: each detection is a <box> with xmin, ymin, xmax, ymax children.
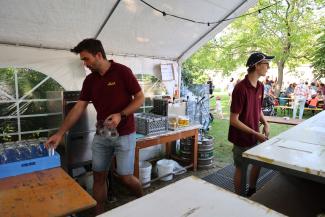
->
<box><xmin>173</xmin><ymin>84</ymin><xmax>179</xmax><ymax>99</ymax></box>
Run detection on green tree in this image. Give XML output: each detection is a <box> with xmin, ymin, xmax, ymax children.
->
<box><xmin>312</xmin><ymin>30</ymin><xmax>325</xmax><ymax>79</ymax></box>
<box><xmin>182</xmin><ymin>0</ymin><xmax>324</xmax><ymax>94</ymax></box>
<box><xmin>0</xmin><ymin>68</ymin><xmax>64</xmax><ymax>142</ymax></box>
<box><xmin>182</xmin><ymin>43</ymin><xmax>214</xmax><ymax>86</ymax></box>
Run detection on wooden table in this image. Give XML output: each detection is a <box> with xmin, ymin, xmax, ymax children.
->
<box><xmin>264</xmin><ymin>116</ymin><xmax>303</xmax><ymax>125</ymax></box>
<box><xmin>0</xmin><ymin>167</ymin><xmax>96</xmax><ymax>217</ymax></box>
<box><xmin>98</xmin><ymin>176</ymin><xmax>285</xmax><ymax>217</ymax></box>
<box><xmin>134</xmin><ymin>125</ymin><xmax>200</xmax><ymax>178</ymax></box>
<box><xmin>241</xmin><ymin>111</ymin><xmax>325</xmax><ymax>196</ymax></box>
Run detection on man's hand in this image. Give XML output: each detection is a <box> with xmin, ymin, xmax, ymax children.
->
<box><xmin>262</xmin><ymin>123</ymin><xmax>270</xmax><ymax>138</ymax></box>
<box><xmin>255</xmin><ymin>132</ymin><xmax>268</xmax><ymax>143</ymax></box>
<box><xmin>45</xmin><ymin>133</ymin><xmax>63</xmax><ymax>149</ymax></box>
<box><xmin>104</xmin><ymin>113</ymin><xmax>121</xmax><ymax>128</ymax></box>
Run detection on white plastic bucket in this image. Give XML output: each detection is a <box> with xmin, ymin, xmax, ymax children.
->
<box><xmin>156</xmin><ymin>159</ymin><xmax>174</xmax><ymax>181</ymax></box>
<box><xmin>139</xmin><ymin>161</ymin><xmax>152</xmax><ymax>188</ymax></box>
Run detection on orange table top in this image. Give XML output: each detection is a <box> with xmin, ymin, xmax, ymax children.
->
<box><xmin>0</xmin><ymin>167</ymin><xmax>96</xmax><ymax>217</ymax></box>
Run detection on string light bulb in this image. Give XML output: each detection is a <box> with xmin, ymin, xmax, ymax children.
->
<box><xmin>139</xmin><ymin>0</ymin><xmax>280</xmax><ymax>26</ymax></box>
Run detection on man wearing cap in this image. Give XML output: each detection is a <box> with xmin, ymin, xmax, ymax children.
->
<box><xmin>228</xmin><ymin>52</ymin><xmax>273</xmax><ymax>196</ymax></box>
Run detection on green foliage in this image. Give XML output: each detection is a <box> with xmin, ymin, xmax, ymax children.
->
<box><xmin>213</xmin><ymin>0</ymin><xmax>323</xmax><ymax>69</ymax></box>
<box><xmin>0</xmin><ymin>68</ymin><xmax>64</xmax><ymax>142</ymax></box>
<box><xmin>182</xmin><ymin>43</ymin><xmax>214</xmax><ymax>86</ymax></box>
<box><xmin>312</xmin><ymin>30</ymin><xmax>325</xmax><ymax>79</ymax></box>
<box><xmin>181</xmin><ymin>0</ymin><xmax>324</xmax><ymax>88</ymax></box>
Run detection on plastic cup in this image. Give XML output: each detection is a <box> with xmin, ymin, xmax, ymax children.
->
<box><xmin>98</xmin><ymin>126</ymin><xmax>119</xmax><ymax>141</ymax></box>
<box><xmin>4</xmin><ymin>147</ymin><xmax>18</xmax><ymax>163</ymax></box>
<box><xmin>37</xmin><ymin>143</ymin><xmax>48</xmax><ymax>157</ymax></box>
<box><xmin>16</xmin><ymin>143</ymin><xmax>32</xmax><ymax>160</ymax></box>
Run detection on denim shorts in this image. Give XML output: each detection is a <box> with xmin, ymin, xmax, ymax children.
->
<box><xmin>91</xmin><ymin>132</ymin><xmax>136</xmax><ymax>175</ymax></box>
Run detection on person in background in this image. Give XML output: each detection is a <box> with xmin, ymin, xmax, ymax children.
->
<box><xmin>293</xmin><ymin>81</ymin><xmax>310</xmax><ymax>119</ymax></box>
<box><xmin>227</xmin><ymin>77</ymin><xmax>235</xmax><ymax>104</ymax></box>
<box><xmin>228</xmin><ymin>52</ymin><xmax>272</xmax><ymax>196</ymax></box>
<box><xmin>318</xmin><ymin>83</ymin><xmax>325</xmax><ymax>110</ymax></box>
<box><xmin>207</xmin><ymin>78</ymin><xmax>214</xmax><ymax>95</ymax></box>
<box><xmin>317</xmin><ymin>82</ymin><xmax>323</xmax><ymax>95</ymax></box>
<box><xmin>264</xmin><ymin>80</ymin><xmax>277</xmax><ymax>99</ymax></box>
<box><xmin>308</xmin><ymin>94</ymin><xmax>319</xmax><ymax>115</ymax></box>
<box><xmin>45</xmin><ymin>39</ymin><xmax>144</xmax><ymax>215</ymax></box>
<box><xmin>284</xmin><ymin>83</ymin><xmax>296</xmax><ymax>98</ymax></box>
<box><xmin>215</xmin><ymin>96</ymin><xmax>224</xmax><ymax>119</ymax></box>
<box><xmin>310</xmin><ymin>82</ymin><xmax>318</xmax><ymax>97</ymax></box>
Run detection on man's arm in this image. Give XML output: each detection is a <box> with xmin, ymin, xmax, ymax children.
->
<box><xmin>259</xmin><ymin>111</ymin><xmax>270</xmax><ymax>138</ymax></box>
<box><xmin>106</xmin><ymin>91</ymin><xmax>144</xmax><ymax>127</ymax></box>
<box><xmin>45</xmin><ymin>100</ymin><xmax>88</xmax><ymax>149</ymax></box>
<box><xmin>230</xmin><ymin>112</ymin><xmax>268</xmax><ymax>143</ymax></box>
<box><xmin>121</xmin><ymin>90</ymin><xmax>145</xmax><ymax>116</ymax></box>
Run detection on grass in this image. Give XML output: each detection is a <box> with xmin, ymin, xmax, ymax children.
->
<box><xmin>207</xmin><ymin>92</ymin><xmax>294</xmax><ymax>165</ymax></box>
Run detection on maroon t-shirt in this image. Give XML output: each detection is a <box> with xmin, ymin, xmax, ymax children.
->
<box><xmin>228</xmin><ymin>75</ymin><xmax>264</xmax><ymax>147</ymax></box>
<box><xmin>79</xmin><ymin>60</ymin><xmax>141</xmax><ymax>136</ymax></box>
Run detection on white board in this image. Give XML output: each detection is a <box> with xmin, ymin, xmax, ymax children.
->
<box><xmin>161</xmin><ymin>64</ymin><xmax>174</xmax><ymax>81</ymax></box>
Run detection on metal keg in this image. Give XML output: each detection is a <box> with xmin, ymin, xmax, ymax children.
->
<box><xmin>179</xmin><ymin>136</ymin><xmax>214</xmax><ymax>169</ymax></box>
<box><xmin>180</xmin><ymin>137</ymin><xmax>193</xmax><ymax>152</ymax></box>
<box><xmin>198</xmin><ymin>136</ymin><xmax>214</xmax><ymax>169</ymax></box>
<box><xmin>179</xmin><ymin>137</ymin><xmax>193</xmax><ymax>163</ymax></box>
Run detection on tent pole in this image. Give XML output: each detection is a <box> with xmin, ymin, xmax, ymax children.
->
<box><xmin>94</xmin><ymin>0</ymin><xmax>122</xmax><ymax>39</ymax></box>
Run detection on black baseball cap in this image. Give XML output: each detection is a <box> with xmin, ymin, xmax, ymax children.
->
<box><xmin>246</xmin><ymin>52</ymin><xmax>274</xmax><ymax>67</ymax></box>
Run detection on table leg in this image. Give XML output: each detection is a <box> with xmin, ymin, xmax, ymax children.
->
<box><xmin>134</xmin><ymin>146</ymin><xmax>140</xmax><ymax>178</ymax></box>
<box><xmin>166</xmin><ymin>142</ymin><xmax>172</xmax><ymax>158</ymax></box>
<box><xmin>192</xmin><ymin>130</ymin><xmax>198</xmax><ymax>172</ymax></box>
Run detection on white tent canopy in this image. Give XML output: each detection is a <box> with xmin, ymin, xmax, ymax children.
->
<box><xmin>0</xmin><ymin>0</ymin><xmax>257</xmax><ymax>90</ymax></box>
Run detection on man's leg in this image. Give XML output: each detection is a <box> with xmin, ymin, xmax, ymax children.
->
<box><xmin>247</xmin><ymin>165</ymin><xmax>261</xmax><ymax>196</ymax></box>
<box><xmin>119</xmin><ymin>175</ymin><xmax>143</xmax><ymax>197</ymax></box>
<box><xmin>93</xmin><ymin>171</ymin><xmax>108</xmax><ymax>214</ymax></box>
<box><xmin>232</xmin><ymin>145</ymin><xmax>248</xmax><ymax>195</ymax></box>
<box><xmin>298</xmin><ymin>99</ymin><xmax>305</xmax><ymax>119</ymax></box>
<box><xmin>115</xmin><ymin>133</ymin><xmax>143</xmax><ymax>197</ymax></box>
<box><xmin>91</xmin><ymin>134</ymin><xmax>115</xmax><ymax>215</ymax></box>
<box><xmin>234</xmin><ymin>166</ymin><xmax>242</xmax><ymax>195</ymax></box>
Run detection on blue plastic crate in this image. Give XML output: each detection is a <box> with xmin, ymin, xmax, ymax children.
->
<box><xmin>0</xmin><ymin>152</ymin><xmax>61</xmax><ymax>179</ymax></box>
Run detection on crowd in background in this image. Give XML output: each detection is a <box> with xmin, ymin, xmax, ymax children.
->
<box><xmin>224</xmin><ymin>76</ymin><xmax>325</xmax><ymax>119</ymax></box>
<box><xmin>262</xmin><ymin>76</ymin><xmax>325</xmax><ymax>119</ymax></box>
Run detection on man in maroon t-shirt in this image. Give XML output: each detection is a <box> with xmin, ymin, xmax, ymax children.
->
<box><xmin>46</xmin><ymin>39</ymin><xmax>144</xmax><ymax>214</ymax></box>
<box><xmin>228</xmin><ymin>52</ymin><xmax>274</xmax><ymax>196</ymax></box>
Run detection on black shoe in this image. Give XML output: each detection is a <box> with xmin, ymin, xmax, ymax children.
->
<box><xmin>246</xmin><ymin>187</ymin><xmax>256</xmax><ymax>197</ymax></box>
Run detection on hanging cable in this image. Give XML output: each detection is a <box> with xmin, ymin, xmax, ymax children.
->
<box><xmin>139</xmin><ymin>0</ymin><xmax>280</xmax><ymax>26</ymax></box>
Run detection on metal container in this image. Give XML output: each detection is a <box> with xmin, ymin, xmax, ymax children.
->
<box><xmin>47</xmin><ymin>91</ymin><xmax>97</xmax><ymax>176</ymax></box>
<box><xmin>179</xmin><ymin>136</ymin><xmax>214</xmax><ymax>169</ymax></box>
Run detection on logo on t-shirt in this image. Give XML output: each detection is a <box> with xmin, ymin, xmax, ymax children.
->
<box><xmin>107</xmin><ymin>81</ymin><xmax>116</xmax><ymax>86</ymax></box>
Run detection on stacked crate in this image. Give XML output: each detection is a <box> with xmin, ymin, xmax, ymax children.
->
<box><xmin>135</xmin><ymin>113</ymin><xmax>168</xmax><ymax>135</ymax></box>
